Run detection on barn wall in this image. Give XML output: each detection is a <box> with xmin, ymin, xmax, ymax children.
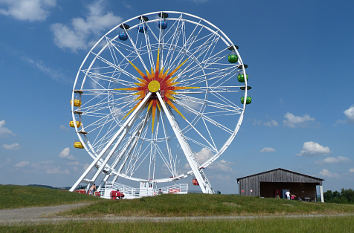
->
<box><xmin>238</xmin><ymin>169</ymin><xmax>322</xmax><ymax>196</ymax></box>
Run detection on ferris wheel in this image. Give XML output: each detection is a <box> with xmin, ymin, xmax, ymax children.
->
<box><xmin>69</xmin><ymin>11</ymin><xmax>251</xmax><ymax>196</ymax></box>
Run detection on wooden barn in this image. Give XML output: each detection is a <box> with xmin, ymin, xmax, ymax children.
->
<box><xmin>237</xmin><ymin>168</ymin><xmax>324</xmax><ymax>202</ymax></box>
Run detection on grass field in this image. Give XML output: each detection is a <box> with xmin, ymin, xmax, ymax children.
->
<box><xmin>0</xmin><ymin>216</ymin><xmax>353</xmax><ymax>233</ymax></box>
<box><xmin>63</xmin><ymin>193</ymin><xmax>354</xmax><ymax>217</ymax></box>
<box><xmin>0</xmin><ymin>185</ymin><xmax>98</xmax><ymax>209</ymax></box>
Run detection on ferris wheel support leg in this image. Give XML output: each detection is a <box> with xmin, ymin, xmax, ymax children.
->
<box><xmin>98</xmin><ymin>112</ymin><xmax>149</xmax><ymax>191</ymax></box>
<box><xmin>111</xmin><ymin>114</ymin><xmax>148</xmax><ymax>185</ymax></box>
<box><xmin>156</xmin><ymin>92</ymin><xmax>213</xmax><ymax>194</ymax></box>
<box><xmin>69</xmin><ymin>93</ymin><xmax>152</xmax><ymax>192</ymax></box>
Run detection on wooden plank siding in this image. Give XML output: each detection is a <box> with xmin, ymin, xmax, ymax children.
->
<box><xmin>237</xmin><ymin>168</ymin><xmax>323</xmax><ymax>197</ymax></box>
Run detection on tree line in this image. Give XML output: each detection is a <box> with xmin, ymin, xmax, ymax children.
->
<box><xmin>324</xmin><ymin>189</ymin><xmax>354</xmax><ymax>204</ymax></box>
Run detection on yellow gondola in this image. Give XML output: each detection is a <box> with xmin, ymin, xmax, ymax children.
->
<box><xmin>74</xmin><ymin>142</ymin><xmax>84</xmax><ymax>149</ymax></box>
<box><xmin>69</xmin><ymin>121</ymin><xmax>81</xmax><ymax>128</ymax></box>
<box><xmin>70</xmin><ymin>99</ymin><xmax>82</xmax><ymax>107</ymax></box>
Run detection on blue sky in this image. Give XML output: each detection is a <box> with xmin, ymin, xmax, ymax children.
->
<box><xmin>0</xmin><ymin>0</ymin><xmax>353</xmax><ymax>194</ymax></box>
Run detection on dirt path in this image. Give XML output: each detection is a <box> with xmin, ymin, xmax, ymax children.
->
<box><xmin>0</xmin><ymin>203</ymin><xmax>91</xmax><ymax>225</ymax></box>
<box><xmin>0</xmin><ymin>204</ymin><xmax>353</xmax><ymax>225</ymax></box>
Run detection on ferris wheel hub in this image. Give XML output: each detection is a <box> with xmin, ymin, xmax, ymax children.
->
<box><xmin>148</xmin><ymin>80</ymin><xmax>160</xmax><ymax>93</ymax></box>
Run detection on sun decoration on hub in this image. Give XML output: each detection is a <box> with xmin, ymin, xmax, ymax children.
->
<box><xmin>115</xmin><ymin>49</ymin><xmax>198</xmax><ymax>131</ymax></box>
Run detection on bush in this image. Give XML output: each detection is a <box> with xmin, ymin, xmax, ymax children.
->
<box><xmin>324</xmin><ymin>189</ymin><xmax>354</xmax><ymax>204</ymax></box>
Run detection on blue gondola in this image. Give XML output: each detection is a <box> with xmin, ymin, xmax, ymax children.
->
<box><xmin>118</xmin><ymin>32</ymin><xmax>128</xmax><ymax>41</ymax></box>
<box><xmin>158</xmin><ymin>21</ymin><xmax>168</xmax><ymax>29</ymax></box>
<box><xmin>138</xmin><ymin>25</ymin><xmax>147</xmax><ymax>33</ymax></box>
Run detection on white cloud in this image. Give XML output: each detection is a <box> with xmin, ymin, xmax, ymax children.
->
<box><xmin>51</xmin><ymin>0</ymin><xmax>122</xmax><ymax>51</ymax></box>
<box><xmin>320</xmin><ymin>169</ymin><xmax>339</xmax><ymax>178</ymax></box>
<box><xmin>30</xmin><ymin>160</ymin><xmax>71</xmax><ymax>175</ymax></box>
<box><xmin>344</xmin><ymin>106</ymin><xmax>354</xmax><ymax>122</ymax></box>
<box><xmin>209</xmin><ymin>159</ymin><xmax>233</xmax><ymax>172</ymax></box>
<box><xmin>349</xmin><ymin>168</ymin><xmax>354</xmax><ymax>173</ymax></box>
<box><xmin>58</xmin><ymin>147</ymin><xmax>75</xmax><ymax>160</ymax></box>
<box><xmin>322</xmin><ymin>156</ymin><xmax>349</xmax><ymax>164</ymax></box>
<box><xmin>0</xmin><ymin>120</ymin><xmax>14</xmax><ymax>137</ymax></box>
<box><xmin>0</xmin><ymin>0</ymin><xmax>56</xmax><ymax>21</ymax></box>
<box><xmin>59</xmin><ymin>124</ymin><xmax>68</xmax><ymax>131</ymax></box>
<box><xmin>297</xmin><ymin>141</ymin><xmax>330</xmax><ymax>156</ymax></box>
<box><xmin>260</xmin><ymin>147</ymin><xmax>276</xmax><ymax>153</ymax></box>
<box><xmin>264</xmin><ymin>120</ymin><xmax>279</xmax><ymax>127</ymax></box>
<box><xmin>46</xmin><ymin>167</ymin><xmax>70</xmax><ymax>175</ymax></box>
<box><xmin>2</xmin><ymin>143</ymin><xmax>20</xmax><ymax>150</ymax></box>
<box><xmin>22</xmin><ymin>57</ymin><xmax>67</xmax><ymax>82</ymax></box>
<box><xmin>185</xmin><ymin>148</ymin><xmax>232</xmax><ymax>172</ymax></box>
<box><xmin>14</xmin><ymin>161</ymin><xmax>30</xmax><ymax>168</ymax></box>
<box><xmin>283</xmin><ymin>112</ymin><xmax>315</xmax><ymax>128</ymax></box>
<box><xmin>195</xmin><ymin>147</ymin><xmax>213</xmax><ymax>163</ymax></box>
<box><xmin>191</xmin><ymin>0</ymin><xmax>208</xmax><ymax>3</ymax></box>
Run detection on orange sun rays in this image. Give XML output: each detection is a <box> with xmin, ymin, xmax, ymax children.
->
<box><xmin>115</xmin><ymin>49</ymin><xmax>198</xmax><ymax>132</ymax></box>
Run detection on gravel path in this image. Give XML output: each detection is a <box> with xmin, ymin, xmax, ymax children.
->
<box><xmin>0</xmin><ymin>203</ymin><xmax>91</xmax><ymax>225</ymax></box>
<box><xmin>0</xmin><ymin>204</ymin><xmax>353</xmax><ymax>225</ymax></box>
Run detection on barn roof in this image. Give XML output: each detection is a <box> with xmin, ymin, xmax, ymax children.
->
<box><xmin>236</xmin><ymin>168</ymin><xmax>324</xmax><ymax>183</ymax></box>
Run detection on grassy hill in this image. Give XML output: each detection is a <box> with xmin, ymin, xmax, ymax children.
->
<box><xmin>1</xmin><ymin>217</ymin><xmax>354</xmax><ymax>233</ymax></box>
<box><xmin>63</xmin><ymin>193</ymin><xmax>354</xmax><ymax>217</ymax></box>
<box><xmin>1</xmin><ymin>185</ymin><xmax>354</xmax><ymax>217</ymax></box>
<box><xmin>0</xmin><ymin>185</ymin><xmax>98</xmax><ymax>209</ymax></box>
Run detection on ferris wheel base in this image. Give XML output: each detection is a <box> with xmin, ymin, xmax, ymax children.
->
<box><xmin>99</xmin><ymin>182</ymin><xmax>189</xmax><ymax>199</ymax></box>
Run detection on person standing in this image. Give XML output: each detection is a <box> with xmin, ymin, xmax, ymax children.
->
<box><xmin>285</xmin><ymin>191</ymin><xmax>290</xmax><ymax>200</ymax></box>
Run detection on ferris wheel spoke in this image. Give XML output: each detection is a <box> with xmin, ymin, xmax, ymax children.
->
<box><xmin>178</xmin><ymin>66</ymin><xmax>237</xmax><ymax>86</ymax></box>
<box><xmin>106</xmin><ymin>111</ymin><xmax>149</xmax><ymax>183</ymax></box>
<box><xmin>154</xmin><ymin>141</ymin><xmax>175</xmax><ymax>177</ymax></box>
<box><xmin>184</xmin><ymin>135</ymin><xmax>216</xmax><ymax>153</ymax></box>
<box><xmin>92</xmin><ymin>118</ymin><xmax>118</xmax><ymax>150</ymax></box>
<box><xmin>164</xmin><ymin>16</ymin><xmax>184</xmax><ymax>70</ymax></box>
<box><xmin>126</xmin><ymin>136</ymin><xmax>150</xmax><ymax>176</ymax></box>
<box><xmin>165</xmin><ymin>21</ymin><xmax>187</xmax><ymax>71</ymax></box>
<box><xmin>177</xmin><ymin>94</ymin><xmax>240</xmax><ymax>113</ymax></box>
<box><xmin>174</xmin><ymin>106</ymin><xmax>218</xmax><ymax>152</ymax></box>
<box><xmin>212</xmin><ymin>91</ymin><xmax>241</xmax><ymax>109</ymax></box>
<box><xmin>90</xmin><ymin>51</ymin><xmax>140</xmax><ymax>82</ymax></box>
<box><xmin>167</xmin><ymin>18</ymin><xmax>205</xmax><ymax>70</ymax></box>
<box><xmin>124</xmin><ymin>116</ymin><xmax>150</xmax><ymax>175</ymax></box>
<box><xmin>81</xmin><ymin>99</ymin><xmax>136</xmax><ymax>118</ymax></box>
<box><xmin>105</xmin><ymin>36</ymin><xmax>120</xmax><ymax>73</ymax></box>
<box><xmin>142</xmin><ymin>22</ymin><xmax>155</xmax><ymax>70</ymax></box>
<box><xmin>89</xmin><ymin>117</ymin><xmax>116</xmax><ymax>147</ymax></box>
<box><xmin>172</xmin><ymin>32</ymin><xmax>219</xmax><ymax>77</ymax></box>
<box><xmin>178</xmin><ymin>47</ymin><xmax>230</xmax><ymax>79</ymax></box>
<box><xmin>83</xmin><ymin>70</ymin><xmax>135</xmax><ymax>87</ymax></box>
<box><xmin>176</xmin><ymin>98</ymin><xmax>234</xmax><ymax>135</ymax></box>
<box><xmin>114</xmin><ymin>110</ymin><xmax>150</xmax><ymax>179</ymax></box>
<box><xmin>178</xmin><ymin>65</ymin><xmax>225</xmax><ymax>84</ymax></box>
<box><xmin>79</xmin><ymin>89</ymin><xmax>135</xmax><ymax>95</ymax></box>
<box><xmin>80</xmin><ymin>92</ymin><xmax>108</xmax><ymax>108</ymax></box>
<box><xmin>124</xmin><ymin>27</ymin><xmax>149</xmax><ymax>72</ymax></box>
<box><xmin>200</xmin><ymin>34</ymin><xmax>220</xmax><ymax>64</ymax></box>
<box><xmin>210</xmin><ymin>71</ymin><xmax>237</xmax><ymax>88</ymax></box>
<box><xmin>90</xmin><ymin>113</ymin><xmax>122</xmax><ymax>146</ymax></box>
<box><xmin>160</xmin><ymin>112</ymin><xmax>176</xmax><ymax>177</ymax></box>
<box><xmin>201</xmin><ymin>117</ymin><xmax>217</xmax><ymax>150</ymax></box>
<box><xmin>144</xmin><ymin>21</ymin><xmax>159</xmax><ymax>44</ymax></box>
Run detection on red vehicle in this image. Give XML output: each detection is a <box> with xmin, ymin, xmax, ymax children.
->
<box><xmin>192</xmin><ymin>178</ymin><xmax>199</xmax><ymax>186</ymax></box>
<box><xmin>75</xmin><ymin>189</ymin><xmax>86</xmax><ymax>194</ymax></box>
<box><xmin>110</xmin><ymin>190</ymin><xmax>125</xmax><ymax>200</ymax></box>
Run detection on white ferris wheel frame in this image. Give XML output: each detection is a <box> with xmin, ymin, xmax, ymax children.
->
<box><xmin>69</xmin><ymin>11</ymin><xmax>248</xmax><ymax>194</ymax></box>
